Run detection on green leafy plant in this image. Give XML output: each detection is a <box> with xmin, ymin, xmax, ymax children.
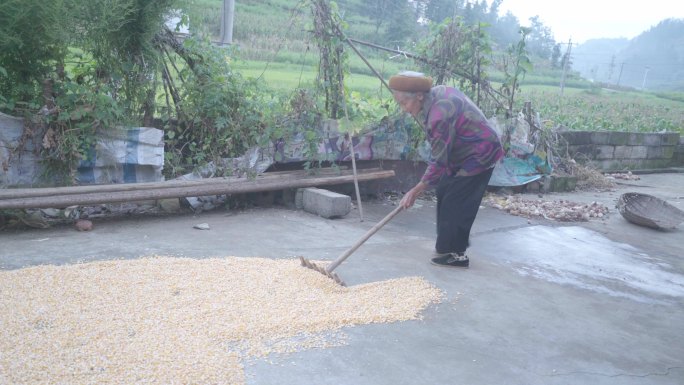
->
<box><xmin>160</xmin><ymin>37</ymin><xmax>269</xmax><ymax>176</ymax></box>
<box><xmin>1</xmin><ymin>0</ymin><xmax>180</xmax><ymax>182</ymax></box>
<box><xmin>37</xmin><ymin>80</ymin><xmax>124</xmax><ymax>183</ymax></box>
<box><xmin>309</xmin><ymin>0</ymin><xmax>348</xmax><ymax>120</ymax></box>
<box><xmin>499</xmin><ymin>27</ymin><xmax>533</xmax><ymax>117</ymax></box>
<box><xmin>0</xmin><ymin>0</ymin><xmax>72</xmax><ymax>111</ymax></box>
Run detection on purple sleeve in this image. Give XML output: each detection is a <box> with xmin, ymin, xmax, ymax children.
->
<box><xmin>420</xmin><ymin>100</ymin><xmax>453</xmax><ymax>187</ymax></box>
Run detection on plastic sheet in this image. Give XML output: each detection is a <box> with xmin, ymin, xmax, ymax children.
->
<box><xmin>76</xmin><ymin>127</ymin><xmax>164</xmax><ymax>184</ymax></box>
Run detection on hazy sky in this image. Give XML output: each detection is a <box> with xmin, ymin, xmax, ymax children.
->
<box><xmin>498</xmin><ymin>0</ymin><xmax>684</xmax><ymax>44</ymax></box>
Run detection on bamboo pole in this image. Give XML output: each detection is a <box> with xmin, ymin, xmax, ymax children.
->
<box><xmin>345</xmin><ymin>129</ymin><xmax>364</xmax><ymax>222</ymax></box>
<box><xmin>337</xmin><ymin>66</ymin><xmax>364</xmax><ymax>221</ymax></box>
<box><xmin>0</xmin><ymin>169</ymin><xmax>395</xmax><ymax>210</ymax></box>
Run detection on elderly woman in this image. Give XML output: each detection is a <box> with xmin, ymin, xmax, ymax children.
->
<box><xmin>390</xmin><ymin>71</ymin><xmax>504</xmax><ymax>268</ymax></box>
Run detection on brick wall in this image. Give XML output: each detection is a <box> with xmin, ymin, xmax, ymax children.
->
<box><xmin>559</xmin><ymin>131</ymin><xmax>682</xmax><ymax>171</ymax></box>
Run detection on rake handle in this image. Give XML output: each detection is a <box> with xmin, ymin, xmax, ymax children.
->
<box><xmin>326</xmin><ymin>205</ymin><xmax>403</xmax><ymax>273</ymax></box>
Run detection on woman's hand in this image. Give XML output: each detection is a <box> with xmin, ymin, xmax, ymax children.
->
<box><xmin>399</xmin><ymin>182</ymin><xmax>428</xmax><ymax>209</ymax></box>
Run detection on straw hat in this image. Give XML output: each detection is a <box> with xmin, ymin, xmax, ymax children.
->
<box><xmin>388</xmin><ymin>71</ymin><xmax>433</xmax><ymax>92</ymax></box>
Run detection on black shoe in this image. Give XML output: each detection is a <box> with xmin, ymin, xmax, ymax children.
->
<box><xmin>431</xmin><ymin>253</ymin><xmax>469</xmax><ymax>268</ymax></box>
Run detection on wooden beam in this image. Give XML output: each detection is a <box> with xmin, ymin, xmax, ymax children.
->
<box><xmin>0</xmin><ymin>166</ymin><xmax>359</xmax><ymax>200</ymax></box>
<box><xmin>0</xmin><ymin>169</ymin><xmax>395</xmax><ymax>209</ymax></box>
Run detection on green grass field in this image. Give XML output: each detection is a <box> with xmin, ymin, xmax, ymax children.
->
<box><xmin>233</xmin><ymin>59</ymin><xmax>392</xmax><ymax>94</ymax></box>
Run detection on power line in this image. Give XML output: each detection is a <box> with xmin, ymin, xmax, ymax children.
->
<box><xmin>575</xmin><ymin>62</ymin><xmax>682</xmax><ymax>68</ymax></box>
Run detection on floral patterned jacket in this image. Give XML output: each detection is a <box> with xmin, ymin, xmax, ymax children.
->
<box><xmin>417</xmin><ymin>85</ymin><xmax>504</xmax><ymax>187</ymax></box>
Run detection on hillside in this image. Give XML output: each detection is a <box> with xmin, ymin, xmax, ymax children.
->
<box><xmin>573</xmin><ymin>19</ymin><xmax>684</xmax><ymax>91</ymax></box>
<box><xmin>572</xmin><ymin>38</ymin><xmax>630</xmax><ymax>82</ymax></box>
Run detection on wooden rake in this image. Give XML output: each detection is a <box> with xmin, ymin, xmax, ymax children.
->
<box><xmin>299</xmin><ymin>205</ymin><xmax>403</xmax><ymax>286</ymax></box>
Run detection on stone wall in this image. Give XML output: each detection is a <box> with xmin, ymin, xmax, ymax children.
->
<box><xmin>559</xmin><ymin>131</ymin><xmax>682</xmax><ymax>171</ymax></box>
<box><xmin>675</xmin><ymin>137</ymin><xmax>684</xmax><ymax>166</ymax></box>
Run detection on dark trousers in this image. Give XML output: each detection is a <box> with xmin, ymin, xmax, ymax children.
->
<box><xmin>435</xmin><ymin>168</ymin><xmax>494</xmax><ymax>254</ymax></box>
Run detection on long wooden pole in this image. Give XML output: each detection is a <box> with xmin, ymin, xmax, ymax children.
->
<box><xmin>0</xmin><ymin>167</ymin><xmax>363</xmax><ymax>200</ymax></box>
<box><xmin>332</xmin><ymin>27</ymin><xmax>427</xmax><ymax>131</ymax></box>
<box><xmin>346</xmin><ymin>129</ymin><xmax>364</xmax><ymax>222</ymax></box>
<box><xmin>338</xmin><ymin>83</ymin><xmax>364</xmax><ymax>221</ymax></box>
<box><xmin>326</xmin><ymin>205</ymin><xmax>403</xmax><ymax>273</ymax></box>
<box><xmin>0</xmin><ymin>169</ymin><xmax>395</xmax><ymax>209</ymax></box>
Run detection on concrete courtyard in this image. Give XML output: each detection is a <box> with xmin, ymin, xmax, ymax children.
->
<box><xmin>1</xmin><ymin>172</ymin><xmax>683</xmax><ymax>384</ymax></box>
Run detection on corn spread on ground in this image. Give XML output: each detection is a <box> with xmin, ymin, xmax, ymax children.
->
<box><xmin>0</xmin><ymin>256</ymin><xmax>443</xmax><ymax>384</ymax></box>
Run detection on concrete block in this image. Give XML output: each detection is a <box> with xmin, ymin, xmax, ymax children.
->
<box><xmin>595</xmin><ymin>145</ymin><xmax>615</xmax><ymax>160</ymax></box>
<box><xmin>302</xmin><ymin>187</ymin><xmax>351</xmax><ymax>219</ymax></box>
<box><xmin>661</xmin><ymin>133</ymin><xmax>680</xmax><ymax>146</ymax></box>
<box><xmin>600</xmin><ymin>158</ymin><xmax>666</xmax><ymax>171</ymax></box>
<box><xmin>569</xmin><ymin>145</ymin><xmax>598</xmax><ymax>159</ymax></box>
<box><xmin>525</xmin><ymin>180</ymin><xmax>541</xmax><ymax>193</ymax></box>
<box><xmin>613</xmin><ymin>146</ymin><xmax>632</xmax><ymax>159</ymax></box>
<box><xmin>627</xmin><ymin>133</ymin><xmax>644</xmax><ymax>145</ymax></box>
<box><xmin>608</xmin><ymin>132</ymin><xmax>629</xmax><ymax>146</ymax></box>
<box><xmin>597</xmin><ymin>160</ymin><xmax>622</xmax><ymax>171</ymax></box>
<box><xmin>539</xmin><ymin>175</ymin><xmax>552</xmax><ymax>193</ymax></box>
<box><xmin>295</xmin><ymin>188</ymin><xmax>304</xmax><ymax>209</ymax></box>
<box><xmin>546</xmin><ymin>176</ymin><xmax>577</xmax><ymax>192</ymax></box>
<box><xmin>560</xmin><ymin>131</ymin><xmax>593</xmax><ymax>145</ymax></box>
<box><xmin>647</xmin><ymin>146</ymin><xmax>675</xmax><ymax>159</ymax></box>
<box><xmin>641</xmin><ymin>159</ymin><xmax>672</xmax><ymax>169</ymax></box>
<box><xmin>673</xmin><ymin>145</ymin><xmax>684</xmax><ymax>166</ymax></box>
<box><xmin>646</xmin><ymin>146</ymin><xmax>663</xmax><ymax>159</ymax></box>
<box><xmin>590</xmin><ymin>131</ymin><xmax>611</xmax><ymax>145</ymax></box>
<box><xmin>629</xmin><ymin>146</ymin><xmax>648</xmax><ymax>159</ymax></box>
<box><xmin>643</xmin><ymin>134</ymin><xmax>661</xmax><ymax>146</ymax></box>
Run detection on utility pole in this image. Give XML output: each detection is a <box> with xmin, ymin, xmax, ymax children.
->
<box><xmin>220</xmin><ymin>0</ymin><xmax>235</xmax><ymax>45</ymax></box>
<box><xmin>559</xmin><ymin>39</ymin><xmax>572</xmax><ymax>97</ymax></box>
<box><xmin>642</xmin><ymin>66</ymin><xmax>650</xmax><ymax>90</ymax></box>
<box><xmin>607</xmin><ymin>55</ymin><xmax>616</xmax><ymax>82</ymax></box>
<box><xmin>616</xmin><ymin>62</ymin><xmax>625</xmax><ymax>86</ymax></box>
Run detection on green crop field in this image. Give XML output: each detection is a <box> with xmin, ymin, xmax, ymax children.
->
<box><xmin>183</xmin><ymin>0</ymin><xmax>684</xmax><ymax>134</ymax></box>
<box><xmin>233</xmin><ymin>60</ymin><xmax>387</xmax><ymax>93</ymax></box>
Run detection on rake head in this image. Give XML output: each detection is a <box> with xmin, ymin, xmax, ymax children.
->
<box><xmin>299</xmin><ymin>256</ymin><xmax>346</xmax><ymax>286</ymax></box>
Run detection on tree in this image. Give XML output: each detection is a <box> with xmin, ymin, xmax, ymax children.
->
<box><xmin>526</xmin><ymin>16</ymin><xmax>556</xmax><ymax>59</ymax></box>
<box><xmin>551</xmin><ymin>43</ymin><xmax>562</xmax><ymax>68</ymax></box>
<box><xmin>383</xmin><ymin>0</ymin><xmax>417</xmax><ymax>46</ymax></box>
<box><xmin>0</xmin><ymin>0</ymin><xmax>73</xmax><ymax>106</ymax></box>
<box><xmin>486</xmin><ymin>0</ymin><xmax>502</xmax><ymax>25</ymax></box>
<box><xmin>490</xmin><ymin>10</ymin><xmax>520</xmax><ymax>49</ymax></box>
<box><xmin>366</xmin><ymin>0</ymin><xmax>393</xmax><ymax>35</ymax></box>
<box><xmin>77</xmin><ymin>0</ymin><xmax>176</xmax><ymax>124</ymax></box>
<box><xmin>423</xmin><ymin>0</ymin><xmax>459</xmax><ymax>24</ymax></box>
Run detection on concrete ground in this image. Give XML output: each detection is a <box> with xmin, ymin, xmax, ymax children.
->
<box><xmin>1</xmin><ymin>173</ymin><xmax>683</xmax><ymax>384</ymax></box>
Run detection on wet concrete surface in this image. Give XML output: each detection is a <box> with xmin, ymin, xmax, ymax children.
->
<box><xmin>1</xmin><ymin>172</ymin><xmax>683</xmax><ymax>384</ymax></box>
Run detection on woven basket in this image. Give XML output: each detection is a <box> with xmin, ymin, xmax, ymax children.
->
<box><xmin>617</xmin><ymin>192</ymin><xmax>684</xmax><ymax>230</ymax></box>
